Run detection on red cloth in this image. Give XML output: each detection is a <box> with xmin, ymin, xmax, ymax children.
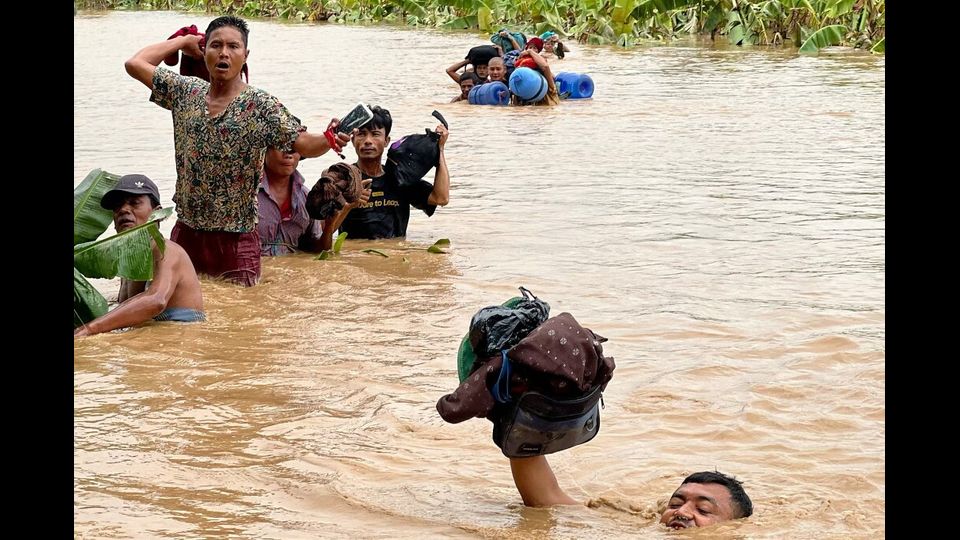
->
<box><xmin>171</xmin><ymin>221</ymin><xmax>261</xmax><ymax>287</ymax></box>
<box><xmin>514</xmin><ymin>56</ymin><xmax>538</xmax><ymax>70</ymax></box>
<box><xmin>164</xmin><ymin>25</ymin><xmax>203</xmax><ymax>66</ymax></box>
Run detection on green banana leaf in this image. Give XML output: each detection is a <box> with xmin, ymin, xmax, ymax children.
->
<box><xmin>74</xmin><ymin>168</ymin><xmax>121</xmax><ymax>246</ymax></box>
<box><xmin>798</xmin><ymin>0</ymin><xmax>822</xmax><ymax>27</ymax></box>
<box><xmin>74</xmin><ymin>267</ymin><xmax>108</xmax><ymax>328</ymax></box>
<box><xmin>870</xmin><ymin>37</ymin><xmax>884</xmax><ymax>53</ymax></box>
<box><xmin>427</xmin><ymin>238</ymin><xmax>451</xmax><ymax>254</ymax></box>
<box><xmin>762</xmin><ymin>0</ymin><xmax>784</xmax><ymax>19</ymax></box>
<box><xmin>728</xmin><ymin>19</ymin><xmax>746</xmax><ymax>45</ymax></box>
<box><xmin>825</xmin><ymin>0</ymin><xmax>856</xmax><ymax>18</ymax></box>
<box><xmin>610</xmin><ymin>0</ymin><xmax>636</xmax><ymax>36</ymax></box>
<box><xmin>442</xmin><ymin>15</ymin><xmax>479</xmax><ymax>28</ymax></box>
<box><xmin>74</xmin><ymin>208</ymin><xmax>173</xmax><ymax>281</ymax></box>
<box><xmin>333</xmin><ymin>231</ymin><xmax>348</xmax><ymax>254</ymax></box>
<box><xmin>477</xmin><ymin>5</ymin><xmax>493</xmax><ymax>31</ymax></box>
<box><xmin>389</xmin><ymin>0</ymin><xmax>427</xmax><ymax>18</ymax></box>
<box><xmin>631</xmin><ymin>0</ymin><xmax>699</xmax><ymax>20</ymax></box>
<box><xmin>799</xmin><ymin>24</ymin><xmax>846</xmax><ymax>52</ymax></box>
<box><xmin>702</xmin><ymin>4</ymin><xmax>726</xmax><ymax>35</ymax></box>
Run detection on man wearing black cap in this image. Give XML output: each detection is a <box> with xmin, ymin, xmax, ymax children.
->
<box><xmin>74</xmin><ymin>175</ymin><xmax>206</xmax><ymax>337</ymax></box>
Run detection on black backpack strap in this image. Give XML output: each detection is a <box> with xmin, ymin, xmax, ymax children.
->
<box><xmin>491</xmin><ymin>350</ymin><xmax>513</xmax><ymax>404</ymax></box>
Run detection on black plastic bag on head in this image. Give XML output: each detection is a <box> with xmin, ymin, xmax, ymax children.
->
<box><xmin>469</xmin><ymin>287</ymin><xmax>550</xmax><ymax>363</ymax></box>
<box><xmin>465</xmin><ymin>45</ymin><xmax>500</xmax><ymax>66</ymax></box>
<box><xmin>385</xmin><ymin>110</ymin><xmax>449</xmax><ymax>188</ymax></box>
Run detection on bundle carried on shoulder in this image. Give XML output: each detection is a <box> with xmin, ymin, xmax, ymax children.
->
<box><xmin>490</xmin><ymin>29</ymin><xmax>528</xmax><ymax>53</ymax></box>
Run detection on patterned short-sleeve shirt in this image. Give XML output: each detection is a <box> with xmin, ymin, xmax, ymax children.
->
<box><xmin>151</xmin><ymin>67</ymin><xmax>306</xmax><ymax>232</ymax></box>
<box><xmin>256</xmin><ymin>169</ymin><xmax>324</xmax><ymax>256</ymax></box>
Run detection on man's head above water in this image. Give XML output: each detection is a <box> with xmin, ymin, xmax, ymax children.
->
<box><xmin>506</xmin><ymin>456</ymin><xmax>754</xmax><ymax>530</ymax></box>
<box><xmin>660</xmin><ymin>471</ymin><xmax>754</xmax><ymax>529</ymax></box>
<box><xmin>487</xmin><ymin>57</ymin><xmax>506</xmax><ymax>82</ymax></box>
<box><xmin>459</xmin><ymin>71</ymin><xmax>480</xmax><ymax>99</ymax></box>
<box><xmin>100</xmin><ymin>174</ymin><xmax>162</xmax><ymax>232</ymax></box>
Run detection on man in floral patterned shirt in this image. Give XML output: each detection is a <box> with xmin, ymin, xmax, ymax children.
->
<box><xmin>124</xmin><ymin>15</ymin><xmax>351</xmax><ymax>286</ymax></box>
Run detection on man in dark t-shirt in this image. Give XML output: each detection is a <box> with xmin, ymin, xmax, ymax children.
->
<box><xmin>337</xmin><ymin>105</ymin><xmax>450</xmax><ymax>239</ymax></box>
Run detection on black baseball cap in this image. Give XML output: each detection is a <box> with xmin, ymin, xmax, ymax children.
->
<box><xmin>100</xmin><ymin>174</ymin><xmax>161</xmax><ymax>210</ymax></box>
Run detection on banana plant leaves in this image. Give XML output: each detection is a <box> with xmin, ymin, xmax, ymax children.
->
<box><xmin>74</xmin><ymin>267</ymin><xmax>108</xmax><ymax>327</ymax></box>
<box><xmin>73</xmin><ymin>168</ymin><xmax>174</xmax><ymax>328</ymax></box>
<box><xmin>799</xmin><ymin>24</ymin><xmax>846</xmax><ymax>52</ymax></box>
<box><xmin>74</xmin><ymin>207</ymin><xmax>173</xmax><ymax>281</ymax></box>
<box><xmin>74</xmin><ymin>168</ymin><xmax>121</xmax><ymax>246</ymax></box>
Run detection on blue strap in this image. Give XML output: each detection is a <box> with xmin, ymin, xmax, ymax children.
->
<box><xmin>491</xmin><ymin>350</ymin><xmax>513</xmax><ymax>404</ymax></box>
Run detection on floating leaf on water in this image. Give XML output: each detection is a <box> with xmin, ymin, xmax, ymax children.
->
<box><xmin>363</xmin><ymin>249</ymin><xmax>389</xmax><ymax>257</ymax></box>
<box><xmin>427</xmin><ymin>245</ymin><xmax>447</xmax><ymax>254</ymax></box>
<box><xmin>333</xmin><ymin>232</ymin><xmax>347</xmax><ymax>253</ymax></box>
<box><xmin>315</xmin><ymin>250</ymin><xmax>333</xmax><ymax>260</ymax></box>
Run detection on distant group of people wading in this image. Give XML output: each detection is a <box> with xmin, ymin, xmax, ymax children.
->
<box><xmin>74</xmin><ymin>16</ymin><xmax>754</xmax><ymax>529</ymax></box>
<box><xmin>447</xmin><ymin>28</ymin><xmax>570</xmax><ymax>105</ymax></box>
